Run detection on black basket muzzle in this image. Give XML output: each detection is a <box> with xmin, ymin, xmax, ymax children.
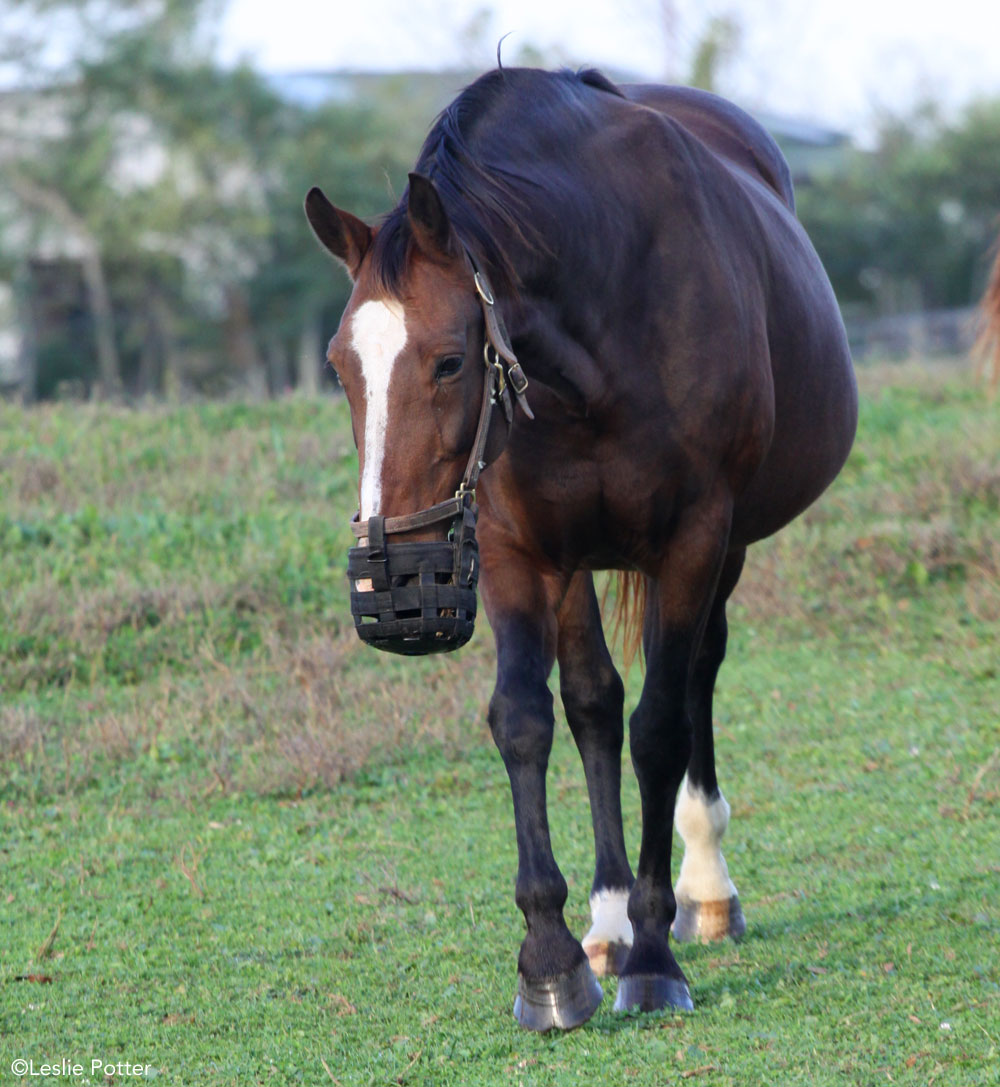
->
<box><xmin>347</xmin><ymin>503</ymin><xmax>479</xmax><ymax>655</ymax></box>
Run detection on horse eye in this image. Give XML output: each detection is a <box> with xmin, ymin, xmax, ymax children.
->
<box><xmin>435</xmin><ymin>354</ymin><xmax>465</xmax><ymax>381</ymax></box>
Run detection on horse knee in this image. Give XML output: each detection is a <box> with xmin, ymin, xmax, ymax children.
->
<box><xmin>488</xmin><ymin>687</ymin><xmax>555</xmax><ymax>765</ymax></box>
<box><xmin>561</xmin><ymin>664</ymin><xmax>625</xmax><ymax>743</ymax></box>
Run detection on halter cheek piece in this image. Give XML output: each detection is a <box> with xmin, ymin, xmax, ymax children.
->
<box><xmin>346</xmin><ymin>254</ymin><xmax>533</xmax><ymax>655</ymax></box>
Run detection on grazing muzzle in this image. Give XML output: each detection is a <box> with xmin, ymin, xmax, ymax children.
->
<box><xmin>345</xmin><ymin>255</ymin><xmax>532</xmax><ymax>655</ymax></box>
<box><xmin>348</xmin><ymin>501</ymin><xmax>479</xmax><ymax>655</ymax></box>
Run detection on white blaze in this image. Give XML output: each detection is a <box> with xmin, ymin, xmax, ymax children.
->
<box><xmin>674</xmin><ymin>776</ymin><xmax>738</xmax><ymax>903</ymax></box>
<box><xmin>350</xmin><ymin>299</ymin><xmax>408</xmax><ymax>519</ymax></box>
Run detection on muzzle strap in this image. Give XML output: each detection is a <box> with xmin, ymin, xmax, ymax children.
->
<box><xmin>365</xmin><ymin>515</ymin><xmax>390</xmax><ymax>592</ymax></box>
<box><xmin>453</xmin><ymin>502</ymin><xmax>479</xmax><ymax>586</ymax></box>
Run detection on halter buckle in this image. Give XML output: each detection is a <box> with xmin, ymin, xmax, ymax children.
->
<box><xmin>508</xmin><ymin>361</ymin><xmax>529</xmax><ymax>396</ymax></box>
<box><xmin>474</xmin><ymin>271</ymin><xmax>495</xmax><ymax>306</ymax></box>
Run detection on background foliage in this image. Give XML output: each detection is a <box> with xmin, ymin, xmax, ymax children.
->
<box><xmin>1</xmin><ymin>0</ymin><xmax>999</xmax><ymax>400</ymax></box>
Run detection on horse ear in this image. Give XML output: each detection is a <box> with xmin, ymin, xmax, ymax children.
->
<box><xmin>304</xmin><ymin>187</ymin><xmax>373</xmax><ymax>279</ymax></box>
<box><xmin>407</xmin><ymin>173</ymin><xmax>458</xmax><ymax>261</ymax></box>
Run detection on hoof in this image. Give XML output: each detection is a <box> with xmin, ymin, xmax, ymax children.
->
<box><xmin>583</xmin><ymin>938</ymin><xmax>631</xmax><ymax>978</ymax></box>
<box><xmin>513</xmin><ymin>958</ymin><xmax>603</xmax><ymax>1032</ymax></box>
<box><xmin>672</xmin><ymin>895</ymin><xmax>746</xmax><ymax>943</ymax></box>
<box><xmin>613</xmin><ymin>973</ymin><xmax>694</xmax><ymax>1014</ymax></box>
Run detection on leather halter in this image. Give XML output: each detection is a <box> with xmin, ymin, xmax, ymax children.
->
<box><xmin>349</xmin><ymin>253</ymin><xmax>533</xmax><ymax>542</ymax></box>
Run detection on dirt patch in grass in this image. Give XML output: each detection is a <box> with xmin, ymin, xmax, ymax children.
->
<box><xmin>2</xmin><ymin>623</ymin><xmax>498</xmax><ymax>797</ymax></box>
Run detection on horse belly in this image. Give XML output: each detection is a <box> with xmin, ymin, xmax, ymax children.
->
<box><xmin>731</xmin><ymin>288</ymin><xmax>857</xmax><ymax>547</ymax></box>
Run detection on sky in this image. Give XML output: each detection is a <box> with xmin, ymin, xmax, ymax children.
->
<box><xmin>216</xmin><ymin>0</ymin><xmax>1000</xmax><ymax>136</ymax></box>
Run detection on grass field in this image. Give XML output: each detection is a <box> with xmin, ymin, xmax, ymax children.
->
<box><xmin>1</xmin><ymin>363</ymin><xmax>998</xmax><ymax>1085</ymax></box>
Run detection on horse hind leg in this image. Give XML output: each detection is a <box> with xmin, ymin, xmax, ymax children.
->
<box><xmin>556</xmin><ymin>573</ymin><xmax>634</xmax><ymax>978</ymax></box>
<box><xmin>672</xmin><ymin>781</ymin><xmax>745</xmax><ymax>942</ymax></box>
<box><xmin>614</xmin><ymin>508</ymin><xmax>732</xmax><ymax>1015</ymax></box>
<box><xmin>672</xmin><ymin>548</ymin><xmax>747</xmax><ymax>944</ymax></box>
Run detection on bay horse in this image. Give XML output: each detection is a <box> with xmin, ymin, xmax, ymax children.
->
<box><xmin>305</xmin><ymin>67</ymin><xmax>857</xmax><ymax>1030</ymax></box>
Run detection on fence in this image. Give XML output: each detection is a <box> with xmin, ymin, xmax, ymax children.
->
<box><xmin>846</xmin><ymin>307</ymin><xmax>978</xmax><ymax>363</ymax></box>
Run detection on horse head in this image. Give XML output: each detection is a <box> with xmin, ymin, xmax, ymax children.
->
<box><xmin>305</xmin><ymin>174</ymin><xmax>528</xmax><ymax>654</ymax></box>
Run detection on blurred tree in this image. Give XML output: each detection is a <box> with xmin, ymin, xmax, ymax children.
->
<box><xmin>689</xmin><ymin>14</ymin><xmax>741</xmax><ymax>93</ymax></box>
<box><xmin>3</xmin><ymin>3</ymin><xmax>997</xmax><ymax>397</ymax></box>
<box><xmin>797</xmin><ymin>98</ymin><xmax>1000</xmax><ymax>318</ymax></box>
<box><xmin>0</xmin><ymin>0</ymin><xmax>413</xmax><ymax>399</ymax></box>
<box><xmin>255</xmin><ymin>96</ymin><xmax>413</xmax><ymax>395</ymax></box>
<box><xmin>6</xmin><ymin>171</ymin><xmax>123</xmax><ymax>398</ymax></box>
<box><xmin>0</xmin><ymin>0</ymin><xmax>224</xmax><ymax>398</ymax></box>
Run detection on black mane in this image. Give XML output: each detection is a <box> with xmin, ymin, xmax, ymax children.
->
<box><xmin>369</xmin><ymin>67</ymin><xmax>623</xmax><ymax>299</ymax></box>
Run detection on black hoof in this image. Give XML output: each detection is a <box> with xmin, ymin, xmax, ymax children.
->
<box><xmin>671</xmin><ymin>895</ymin><xmax>746</xmax><ymax>943</ymax></box>
<box><xmin>613</xmin><ymin>973</ymin><xmax>694</xmax><ymax>1014</ymax></box>
<box><xmin>513</xmin><ymin>958</ymin><xmax>603</xmax><ymax>1031</ymax></box>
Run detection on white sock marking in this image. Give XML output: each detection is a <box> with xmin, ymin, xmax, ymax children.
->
<box><xmin>584</xmin><ymin>888</ymin><xmax>633</xmax><ymax>948</ymax></box>
<box><xmin>350</xmin><ymin>299</ymin><xmax>407</xmax><ymax>520</ymax></box>
<box><xmin>674</xmin><ymin>776</ymin><xmax>738</xmax><ymax>903</ymax></box>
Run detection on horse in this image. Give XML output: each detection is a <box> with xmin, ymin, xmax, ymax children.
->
<box><xmin>305</xmin><ymin>66</ymin><xmax>857</xmax><ymax>1031</ymax></box>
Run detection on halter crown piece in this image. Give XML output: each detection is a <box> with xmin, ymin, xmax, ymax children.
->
<box><xmin>346</xmin><ymin>253</ymin><xmax>533</xmax><ymax>654</ymax></box>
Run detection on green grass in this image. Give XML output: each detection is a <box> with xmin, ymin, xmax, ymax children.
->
<box><xmin>1</xmin><ymin>363</ymin><xmax>998</xmax><ymax>1084</ymax></box>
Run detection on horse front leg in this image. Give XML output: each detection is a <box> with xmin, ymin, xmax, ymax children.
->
<box><xmin>615</xmin><ymin>504</ymin><xmax>731</xmax><ymax>1015</ymax></box>
<box><xmin>556</xmin><ymin>572</ymin><xmax>634</xmax><ymax>978</ymax></box>
<box><xmin>482</xmin><ymin>567</ymin><xmax>603</xmax><ymax>1032</ymax></box>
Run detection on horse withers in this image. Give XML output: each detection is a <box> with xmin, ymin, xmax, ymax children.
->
<box><xmin>305</xmin><ymin>67</ymin><xmax>857</xmax><ymax>1030</ymax></box>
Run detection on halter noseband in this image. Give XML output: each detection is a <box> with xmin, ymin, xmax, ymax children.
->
<box><xmin>346</xmin><ymin>254</ymin><xmax>533</xmax><ymax>654</ymax></box>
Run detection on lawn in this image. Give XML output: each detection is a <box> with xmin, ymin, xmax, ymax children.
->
<box><xmin>1</xmin><ymin>363</ymin><xmax>998</xmax><ymax>1085</ymax></box>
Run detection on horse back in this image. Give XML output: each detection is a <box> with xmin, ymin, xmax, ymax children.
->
<box><xmin>618</xmin><ymin>81</ymin><xmax>855</xmax><ymax>546</ymax></box>
<box><xmin>622</xmin><ymin>84</ymin><xmax>795</xmax><ymax>212</ymax></box>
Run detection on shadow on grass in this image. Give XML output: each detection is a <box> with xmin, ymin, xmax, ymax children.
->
<box><xmin>555</xmin><ymin>870</ymin><xmax>999</xmax><ymax>1033</ymax></box>
<box><xmin>739</xmin><ymin>868</ymin><xmax>997</xmax><ymax>945</ymax></box>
